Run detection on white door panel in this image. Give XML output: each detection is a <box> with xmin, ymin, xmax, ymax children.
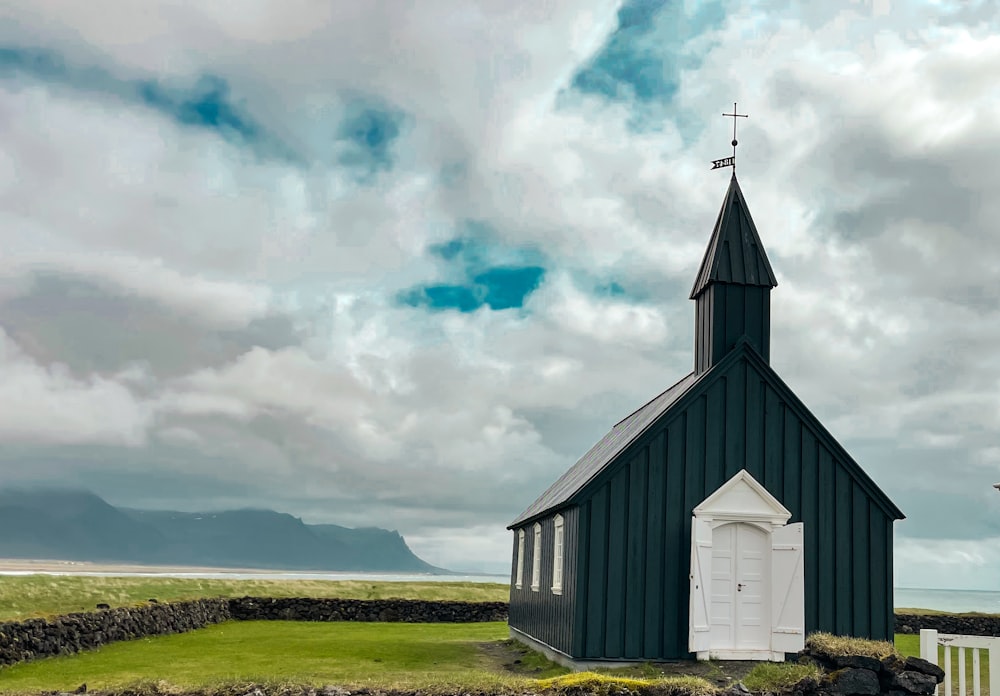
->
<box><xmin>688</xmin><ymin>518</ymin><xmax>714</xmax><ymax>652</ymax></box>
<box><xmin>710</xmin><ymin>524</ymin><xmax>735</xmax><ymax>646</ymax></box>
<box><xmin>707</xmin><ymin>522</ymin><xmax>771</xmax><ymax>652</ymax></box>
<box><xmin>735</xmin><ymin>524</ymin><xmax>769</xmax><ymax>650</ymax></box>
<box><xmin>770</xmin><ymin>522</ymin><xmax>805</xmax><ymax>653</ymax></box>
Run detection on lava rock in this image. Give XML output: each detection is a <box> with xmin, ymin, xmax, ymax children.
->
<box><xmin>826</xmin><ymin>668</ymin><xmax>880</xmax><ymax>695</ymax></box>
<box><xmin>887</xmin><ymin>670</ymin><xmax>939</xmax><ymax>695</ymax></box>
<box><xmin>903</xmin><ymin>656</ymin><xmax>946</xmax><ymax>681</ymax></box>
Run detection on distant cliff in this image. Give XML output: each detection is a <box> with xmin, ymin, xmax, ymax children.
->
<box><xmin>0</xmin><ymin>488</ymin><xmax>444</xmax><ymax>573</ymax></box>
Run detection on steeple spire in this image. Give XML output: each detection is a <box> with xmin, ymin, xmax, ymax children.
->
<box><xmin>691</xmin><ymin>175</ymin><xmax>777</xmax><ymax>298</ymax></box>
<box><xmin>691</xmin><ymin>174</ymin><xmax>778</xmax><ymax>374</ymax></box>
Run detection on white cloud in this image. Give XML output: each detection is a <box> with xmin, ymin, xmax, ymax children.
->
<box><xmin>0</xmin><ymin>329</ymin><xmax>153</xmax><ymax>445</ymax></box>
<box><xmin>0</xmin><ymin>253</ymin><xmax>273</xmax><ymax>329</ymax></box>
<box><xmin>896</xmin><ymin>536</ymin><xmax>1000</xmax><ymax>593</ymax></box>
<box><xmin>538</xmin><ymin>273</ymin><xmax>669</xmax><ymax>346</ymax></box>
<box><xmin>0</xmin><ymin>0</ymin><xmax>999</xmax><ymax>586</ymax></box>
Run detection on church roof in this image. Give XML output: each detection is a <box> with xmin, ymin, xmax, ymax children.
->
<box><xmin>689</xmin><ymin>174</ymin><xmax>778</xmax><ymax>299</ymax></box>
<box><xmin>509</xmin><ymin>370</ymin><xmax>704</xmax><ymax>528</ymax></box>
<box><xmin>509</xmin><ymin>340</ymin><xmax>904</xmax><ymax>528</ymax></box>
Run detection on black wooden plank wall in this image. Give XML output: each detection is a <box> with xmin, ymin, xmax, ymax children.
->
<box><xmin>573</xmin><ymin>354</ymin><xmax>895</xmax><ymax>660</ymax></box>
<box><xmin>695</xmin><ymin>284</ymin><xmax>770</xmax><ymax>373</ymax></box>
<box><xmin>508</xmin><ymin>506</ymin><xmax>579</xmax><ymax>654</ymax></box>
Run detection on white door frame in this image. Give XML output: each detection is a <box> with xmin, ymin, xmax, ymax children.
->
<box><xmin>689</xmin><ymin>469</ymin><xmax>801</xmax><ymax>662</ymax></box>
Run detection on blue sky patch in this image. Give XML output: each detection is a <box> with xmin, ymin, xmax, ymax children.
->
<box><xmin>336</xmin><ymin>99</ymin><xmax>405</xmax><ymax>181</ymax></box>
<box><xmin>0</xmin><ymin>45</ymin><xmax>278</xmax><ymax>152</ymax></box>
<box><xmin>473</xmin><ymin>266</ymin><xmax>546</xmax><ymax>311</ymax></box>
<box><xmin>573</xmin><ymin>0</ymin><xmax>676</xmax><ymax>103</ymax></box>
<box><xmin>400</xmin><ymin>265</ymin><xmax>545</xmax><ymax>313</ymax></box>
<box><xmin>402</xmin><ymin>223</ymin><xmax>547</xmax><ymax>312</ymax></box>
<box><xmin>569</xmin><ymin>0</ymin><xmax>726</xmax><ymax>134</ymax></box>
<box><xmin>0</xmin><ymin>46</ymin><xmax>66</xmax><ymax>81</ymax></box>
<box><xmin>429</xmin><ymin>238</ymin><xmax>466</xmax><ymax>262</ymax></box>
<box><xmin>401</xmin><ymin>284</ymin><xmax>484</xmax><ymax>313</ymax></box>
<box><xmin>572</xmin><ymin>0</ymin><xmax>726</xmax><ymax>105</ymax></box>
<box><xmin>429</xmin><ymin>222</ymin><xmax>544</xmax><ymax>271</ymax></box>
<box><xmin>138</xmin><ymin>75</ymin><xmax>258</xmax><ymax>140</ymax></box>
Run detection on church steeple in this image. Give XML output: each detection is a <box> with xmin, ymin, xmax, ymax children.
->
<box><xmin>691</xmin><ymin>173</ymin><xmax>777</xmax><ymax>374</ymax></box>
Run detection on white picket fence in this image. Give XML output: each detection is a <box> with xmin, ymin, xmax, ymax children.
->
<box><xmin>920</xmin><ymin>629</ymin><xmax>1000</xmax><ymax>696</ymax></box>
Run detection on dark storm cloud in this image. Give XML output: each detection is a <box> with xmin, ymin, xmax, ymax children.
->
<box><xmin>1</xmin><ymin>272</ymin><xmax>301</xmax><ymax>378</ymax></box>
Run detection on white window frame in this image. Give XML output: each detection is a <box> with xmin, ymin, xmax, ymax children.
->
<box><xmin>515</xmin><ymin>529</ymin><xmax>525</xmax><ymax>589</ymax></box>
<box><xmin>530</xmin><ymin>522</ymin><xmax>542</xmax><ymax>592</ymax></box>
<box><xmin>551</xmin><ymin>514</ymin><xmax>564</xmax><ymax>595</ymax></box>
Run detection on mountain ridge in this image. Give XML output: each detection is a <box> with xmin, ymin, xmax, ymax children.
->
<box><xmin>0</xmin><ymin>488</ymin><xmax>446</xmax><ymax>573</ymax></box>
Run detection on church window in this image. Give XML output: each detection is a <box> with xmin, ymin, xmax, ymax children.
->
<box><xmin>531</xmin><ymin>522</ymin><xmax>542</xmax><ymax>591</ymax></box>
<box><xmin>515</xmin><ymin>529</ymin><xmax>525</xmax><ymax>589</ymax></box>
<box><xmin>551</xmin><ymin>514</ymin><xmax>564</xmax><ymax>594</ymax></box>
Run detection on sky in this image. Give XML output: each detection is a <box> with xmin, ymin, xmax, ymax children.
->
<box><xmin>0</xmin><ymin>0</ymin><xmax>998</xmax><ymax>589</ymax></box>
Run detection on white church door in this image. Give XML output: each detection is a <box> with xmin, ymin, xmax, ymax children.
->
<box><xmin>689</xmin><ymin>469</ymin><xmax>805</xmax><ymax>661</ymax></box>
<box><xmin>710</xmin><ymin>522</ymin><xmax>769</xmax><ymax>653</ymax></box>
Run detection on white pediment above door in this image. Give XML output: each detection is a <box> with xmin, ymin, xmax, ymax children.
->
<box><xmin>693</xmin><ymin>469</ymin><xmax>791</xmax><ymax>526</ymax></box>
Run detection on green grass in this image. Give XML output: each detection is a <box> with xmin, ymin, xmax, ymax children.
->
<box><xmin>896</xmin><ymin>634</ymin><xmax>991</xmax><ymax>696</ymax></box>
<box><xmin>808</xmin><ymin>632</ymin><xmax>897</xmax><ymax>659</ymax></box>
<box><xmin>537</xmin><ymin>672</ymin><xmax>716</xmax><ymax>696</ymax></box>
<box><xmin>897</xmin><ymin>607</ymin><xmax>1000</xmax><ymax>617</ymax></box>
<box><xmin>0</xmin><ymin>576</ymin><xmax>510</xmax><ymax>621</ymax></box>
<box><xmin>0</xmin><ymin>621</ymin><xmax>514</xmax><ymax>693</ymax></box>
<box><xmin>743</xmin><ymin>662</ymin><xmax>822</xmax><ymax>693</ymax></box>
<box><xmin>0</xmin><ymin>629</ymin><xmax>984</xmax><ymax>696</ymax></box>
<box><xmin>495</xmin><ymin>638</ymin><xmax>568</xmax><ymax>679</ymax></box>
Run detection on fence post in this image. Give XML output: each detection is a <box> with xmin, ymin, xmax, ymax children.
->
<box><xmin>921</xmin><ymin>629</ymin><xmax>939</xmax><ymax>663</ymax></box>
<box><xmin>989</xmin><ymin>637</ymin><xmax>999</xmax><ymax>696</ymax></box>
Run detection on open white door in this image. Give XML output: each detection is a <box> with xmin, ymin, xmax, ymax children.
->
<box><xmin>688</xmin><ymin>517</ymin><xmax>713</xmax><ymax>653</ymax></box>
<box><xmin>770</xmin><ymin>522</ymin><xmax>805</xmax><ymax>653</ymax></box>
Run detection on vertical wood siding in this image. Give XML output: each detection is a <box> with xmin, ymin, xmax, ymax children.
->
<box><xmin>695</xmin><ymin>285</ymin><xmax>770</xmax><ymax>373</ymax></box>
<box><xmin>573</xmin><ymin>353</ymin><xmax>896</xmax><ymax>660</ymax></box>
<box><xmin>508</xmin><ymin>506</ymin><xmax>579</xmax><ymax>655</ymax></box>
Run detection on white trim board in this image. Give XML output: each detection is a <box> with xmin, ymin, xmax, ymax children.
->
<box><xmin>693</xmin><ymin>469</ymin><xmax>791</xmax><ymax>526</ymax></box>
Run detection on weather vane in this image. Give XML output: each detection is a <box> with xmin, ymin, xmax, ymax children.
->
<box><xmin>711</xmin><ymin>102</ymin><xmax>748</xmax><ymax>172</ymax></box>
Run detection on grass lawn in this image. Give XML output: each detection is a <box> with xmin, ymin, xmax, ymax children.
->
<box><xmin>896</xmin><ymin>634</ymin><xmax>992</xmax><ymax>696</ymax></box>
<box><xmin>0</xmin><ymin>627</ymin><xmax>991</xmax><ymax>695</ymax></box>
<box><xmin>0</xmin><ymin>575</ymin><xmax>993</xmax><ymax>696</ymax></box>
<box><xmin>0</xmin><ymin>627</ymin><xmax>961</xmax><ymax>695</ymax></box>
<box><xmin>0</xmin><ymin>576</ymin><xmax>510</xmax><ymax>621</ymax></box>
<box><xmin>0</xmin><ymin>621</ymin><xmax>522</xmax><ymax>693</ymax></box>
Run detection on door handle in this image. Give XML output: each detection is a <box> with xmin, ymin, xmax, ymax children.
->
<box><xmin>737</xmin><ymin>583</ymin><xmax>744</xmax><ymax>592</ymax></box>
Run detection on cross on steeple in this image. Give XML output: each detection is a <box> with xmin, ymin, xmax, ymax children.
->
<box><xmin>711</xmin><ymin>102</ymin><xmax>749</xmax><ymax>172</ymax></box>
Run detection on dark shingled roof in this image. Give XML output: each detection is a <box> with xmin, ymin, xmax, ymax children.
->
<box><xmin>690</xmin><ymin>174</ymin><xmax>778</xmax><ymax>299</ymax></box>
<box><xmin>508</xmin><ymin>371</ymin><xmax>703</xmax><ymax>528</ymax></box>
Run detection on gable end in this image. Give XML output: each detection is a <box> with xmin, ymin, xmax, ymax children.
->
<box><xmin>739</xmin><ymin>343</ymin><xmax>904</xmax><ymax>521</ymax></box>
<box><xmin>564</xmin><ymin>340</ymin><xmax>902</xmax><ymax>522</ymax></box>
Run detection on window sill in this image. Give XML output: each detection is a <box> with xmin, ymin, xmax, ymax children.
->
<box><xmin>551</xmin><ymin>587</ymin><xmax>563</xmax><ymax>595</ymax></box>
<box><xmin>530</xmin><ymin>585</ymin><xmax>540</xmax><ymax>592</ymax></box>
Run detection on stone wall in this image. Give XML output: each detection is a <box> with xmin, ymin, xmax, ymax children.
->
<box><xmin>793</xmin><ymin>645</ymin><xmax>946</xmax><ymax>696</ymax></box>
<box><xmin>895</xmin><ymin>613</ymin><xmax>1000</xmax><ymax>636</ymax></box>
<box><xmin>228</xmin><ymin>597</ymin><xmax>508</xmax><ymax>623</ymax></box>
<box><xmin>0</xmin><ymin>599</ymin><xmax>231</xmax><ymax>667</ymax></box>
<box><xmin>0</xmin><ymin>598</ymin><xmax>509</xmax><ymax>668</ymax></box>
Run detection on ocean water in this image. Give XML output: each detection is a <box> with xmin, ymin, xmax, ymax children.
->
<box><xmin>895</xmin><ymin>587</ymin><xmax>1000</xmax><ymax>614</ymax></box>
<box><xmin>0</xmin><ymin>569</ymin><xmax>511</xmax><ymax>583</ymax></box>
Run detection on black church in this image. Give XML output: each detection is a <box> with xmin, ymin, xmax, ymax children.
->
<box><xmin>507</xmin><ymin>171</ymin><xmax>904</xmax><ymax>667</ymax></box>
